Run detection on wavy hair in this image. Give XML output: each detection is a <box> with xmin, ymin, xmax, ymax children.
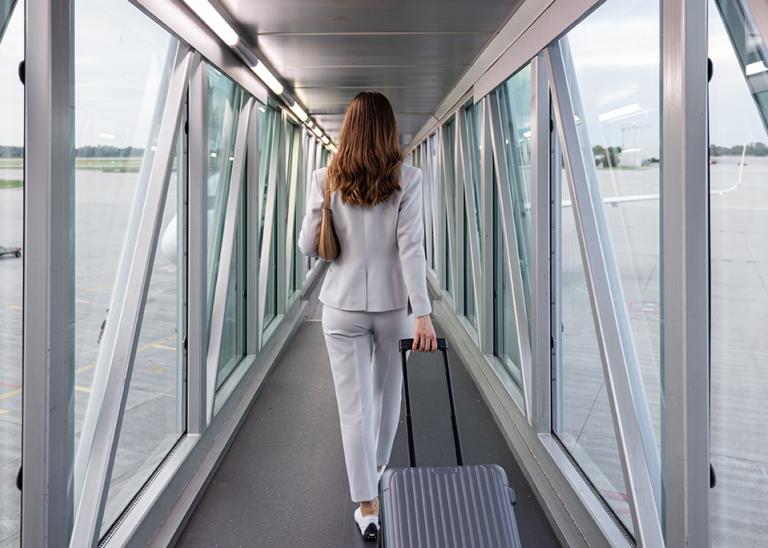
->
<box><xmin>327</xmin><ymin>91</ymin><xmax>403</xmax><ymax>206</ymax></box>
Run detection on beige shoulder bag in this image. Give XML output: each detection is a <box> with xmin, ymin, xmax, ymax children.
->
<box><xmin>317</xmin><ymin>176</ymin><xmax>340</xmax><ymax>260</ymax></box>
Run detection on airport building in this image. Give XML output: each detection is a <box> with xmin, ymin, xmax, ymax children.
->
<box><xmin>1</xmin><ymin>0</ymin><xmax>766</xmax><ymax>546</ymax></box>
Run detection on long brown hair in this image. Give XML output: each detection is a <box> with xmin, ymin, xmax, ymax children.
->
<box><xmin>327</xmin><ymin>91</ymin><xmax>403</xmax><ymax>206</ymax></box>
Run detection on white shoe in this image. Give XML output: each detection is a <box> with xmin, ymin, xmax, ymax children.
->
<box><xmin>354</xmin><ymin>507</ymin><xmax>379</xmax><ymax>541</ymax></box>
<box><xmin>376</xmin><ymin>465</ymin><xmax>387</xmax><ymax>483</ymax></box>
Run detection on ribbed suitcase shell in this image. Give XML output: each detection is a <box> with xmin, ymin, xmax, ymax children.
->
<box><xmin>379</xmin><ymin>464</ymin><xmax>521</xmax><ymax>547</ymax></box>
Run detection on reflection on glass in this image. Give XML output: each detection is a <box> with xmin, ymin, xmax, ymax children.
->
<box><xmin>207</xmin><ymin>66</ymin><xmax>245</xmax><ymax>324</ymax></box>
<box><xmin>287</xmin><ymin>123</ymin><xmax>303</xmax><ymax>295</ymax></box>
<box><xmin>73</xmin><ymin>0</ymin><xmax>183</xmax><ymax>534</ymax></box>
<box><xmin>259</xmin><ymin>107</ymin><xmax>280</xmax><ymax>329</ymax></box>
<box><xmin>442</xmin><ymin>119</ymin><xmax>456</xmax><ymax>297</ymax></box>
<box><xmin>492</xmin><ymin>175</ymin><xmax>522</xmax><ymax>387</ymax></box>
<box><xmin>551</xmin><ymin>0</ymin><xmax>662</xmax><ymax>535</ymax></box>
<box><xmin>709</xmin><ymin>1</ymin><xmax>768</xmax><ymax>544</ymax></box>
<box><xmin>463</xmin><ymin>203</ymin><xmax>476</xmax><ymax>327</ymax></box>
<box><xmin>429</xmin><ymin>134</ymin><xmax>438</xmax><ymax>271</ymax></box>
<box><xmin>497</xmin><ymin>64</ymin><xmax>533</xmax><ymax>333</ymax></box>
<box><xmin>0</xmin><ymin>4</ymin><xmax>23</xmax><ymax>544</ymax></box>
<box><xmin>102</xmin><ymin>143</ymin><xmax>182</xmax><ymax>533</ymax></box>
<box><xmin>215</xmin><ymin>182</ymin><xmax>246</xmax><ymax>391</ymax></box>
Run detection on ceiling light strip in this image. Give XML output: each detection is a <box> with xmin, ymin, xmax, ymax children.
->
<box><xmin>184</xmin><ymin>0</ymin><xmax>336</xmax><ymax>146</ymax></box>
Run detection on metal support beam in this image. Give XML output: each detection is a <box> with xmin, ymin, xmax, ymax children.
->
<box><xmin>187</xmin><ymin>56</ymin><xmax>208</xmax><ymax>435</ymax></box>
<box><xmin>478</xmin><ymin>99</ymin><xmax>495</xmax><ymax>355</ymax></box>
<box><xmin>69</xmin><ymin>46</ymin><xmax>193</xmax><ymax>547</ymax></box>
<box><xmin>546</xmin><ymin>39</ymin><xmax>663</xmax><ymax>547</ymax></box>
<box><xmin>661</xmin><ymin>0</ymin><xmax>710</xmax><ymax>545</ymax></box>
<box><xmin>246</xmin><ymin>101</ymin><xmax>261</xmax><ymax>356</ymax></box>
<box><xmin>530</xmin><ymin>54</ymin><xmax>552</xmax><ymax>434</ymax></box>
<box><xmin>22</xmin><ymin>0</ymin><xmax>74</xmax><ymax>544</ymax></box>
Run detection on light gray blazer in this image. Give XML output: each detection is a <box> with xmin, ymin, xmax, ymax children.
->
<box><xmin>298</xmin><ymin>164</ymin><xmax>431</xmax><ymax>317</ymax></box>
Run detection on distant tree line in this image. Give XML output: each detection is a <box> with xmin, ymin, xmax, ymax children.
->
<box><xmin>0</xmin><ymin>145</ymin><xmax>144</xmax><ymax>158</ymax></box>
<box><xmin>710</xmin><ymin>142</ymin><xmax>768</xmax><ymax>156</ymax></box>
<box><xmin>592</xmin><ymin>145</ymin><xmax>623</xmax><ymax>168</ymax></box>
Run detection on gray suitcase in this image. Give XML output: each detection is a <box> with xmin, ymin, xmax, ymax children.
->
<box><xmin>378</xmin><ymin>338</ymin><xmax>522</xmax><ymax>547</ymax></box>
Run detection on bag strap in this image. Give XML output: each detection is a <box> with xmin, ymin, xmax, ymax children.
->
<box><xmin>322</xmin><ymin>176</ymin><xmax>331</xmax><ymax>211</ymax></box>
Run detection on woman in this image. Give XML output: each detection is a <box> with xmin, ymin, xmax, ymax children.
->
<box><xmin>298</xmin><ymin>91</ymin><xmax>437</xmax><ymax>541</ymax></box>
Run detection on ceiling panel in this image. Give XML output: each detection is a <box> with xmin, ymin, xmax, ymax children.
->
<box><xmin>256</xmin><ymin>33</ymin><xmax>492</xmax><ymax>71</ymax></box>
<box><xmin>282</xmin><ymin>64</ymin><xmax>465</xmax><ymax>90</ymax></box>
<box><xmin>221</xmin><ymin>0</ymin><xmax>520</xmax><ymax>34</ymax></box>
<box><xmin>218</xmin><ymin>0</ymin><xmax>524</xmax><ymax>142</ymax></box>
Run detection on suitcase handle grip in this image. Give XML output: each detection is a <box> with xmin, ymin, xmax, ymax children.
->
<box><xmin>399</xmin><ymin>338</ymin><xmax>464</xmax><ymax>468</ymax></box>
<box><xmin>399</xmin><ymin>338</ymin><xmax>448</xmax><ymax>352</ymax></box>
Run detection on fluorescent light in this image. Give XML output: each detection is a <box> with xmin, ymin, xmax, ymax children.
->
<box><xmin>253</xmin><ymin>61</ymin><xmax>284</xmax><ymax>95</ymax></box>
<box><xmin>306</xmin><ymin>119</ymin><xmax>314</xmax><ymax>128</ymax></box>
<box><xmin>258</xmin><ymin>106</ymin><xmax>265</xmax><ymax>113</ymax></box>
<box><xmin>312</xmin><ymin>126</ymin><xmax>323</xmax><ymax>138</ymax></box>
<box><xmin>746</xmin><ymin>61</ymin><xmax>768</xmax><ymax>76</ymax></box>
<box><xmin>99</xmin><ymin>132</ymin><xmax>115</xmax><ymax>140</ymax></box>
<box><xmin>598</xmin><ymin>103</ymin><xmax>643</xmax><ymax>123</ymax></box>
<box><xmin>182</xmin><ymin>0</ymin><xmax>239</xmax><ymax>47</ymax></box>
<box><xmin>321</xmin><ymin>135</ymin><xmax>330</xmax><ymax>145</ymax></box>
<box><xmin>290</xmin><ymin>102</ymin><xmax>308</xmax><ymax>122</ymax></box>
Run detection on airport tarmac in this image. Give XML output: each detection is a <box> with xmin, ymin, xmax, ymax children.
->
<box><xmin>0</xmin><ymin>158</ymin><xmax>766</xmax><ymax>545</ymax></box>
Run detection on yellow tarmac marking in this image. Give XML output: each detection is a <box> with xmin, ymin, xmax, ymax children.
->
<box><xmin>0</xmin><ymin>333</ymin><xmax>177</xmax><ymax>401</ymax></box>
<box><xmin>0</xmin><ymin>388</ymin><xmax>21</xmax><ymax>401</ymax></box>
<box><xmin>0</xmin><ymin>408</ymin><xmax>9</xmax><ymax>415</ymax></box>
<box><xmin>75</xmin><ymin>363</ymin><xmax>95</xmax><ymax>374</ymax></box>
<box><xmin>6</xmin><ymin>304</ymin><xmax>21</xmax><ymax>311</ymax></box>
<box><xmin>150</xmin><ymin>343</ymin><xmax>177</xmax><ymax>351</ymax></box>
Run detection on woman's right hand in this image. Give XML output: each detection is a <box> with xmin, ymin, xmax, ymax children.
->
<box><xmin>412</xmin><ymin>314</ymin><xmax>437</xmax><ymax>352</ymax></box>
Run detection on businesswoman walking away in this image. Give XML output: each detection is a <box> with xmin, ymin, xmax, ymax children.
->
<box><xmin>298</xmin><ymin>91</ymin><xmax>437</xmax><ymax>541</ymax></box>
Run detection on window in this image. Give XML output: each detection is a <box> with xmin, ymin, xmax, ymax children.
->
<box><xmin>0</xmin><ymin>3</ymin><xmax>23</xmax><ymax>542</ymax></box>
<box><xmin>72</xmin><ymin>0</ymin><xmax>185</xmax><ymax>533</ymax></box>
<box><xmin>205</xmin><ymin>65</ymin><xmax>248</xmax><ymax>397</ymax></box>
<box><xmin>489</xmin><ymin>63</ymin><xmax>533</xmax><ymax>389</ymax></box>
<box><xmin>492</xmin><ymin>171</ymin><xmax>522</xmax><ymax>387</ymax></box>
<box><xmin>551</xmin><ymin>0</ymin><xmax>662</xmax><ymax>536</ymax></box>
<box><xmin>442</xmin><ymin>118</ymin><xmax>456</xmax><ymax>298</ymax></box>
<box><xmin>709</xmin><ymin>1</ymin><xmax>768</xmax><ymax>544</ymax></box>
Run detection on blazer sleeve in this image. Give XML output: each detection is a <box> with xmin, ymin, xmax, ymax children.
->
<box><xmin>396</xmin><ymin>168</ymin><xmax>431</xmax><ymax>316</ymax></box>
<box><xmin>298</xmin><ymin>169</ymin><xmax>324</xmax><ymax>257</ymax></box>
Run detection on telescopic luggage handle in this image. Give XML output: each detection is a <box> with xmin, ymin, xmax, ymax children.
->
<box><xmin>398</xmin><ymin>338</ymin><xmax>464</xmax><ymax>468</ymax></box>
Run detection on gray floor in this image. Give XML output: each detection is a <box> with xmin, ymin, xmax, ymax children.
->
<box><xmin>177</xmin><ymin>299</ymin><xmax>560</xmax><ymax>548</ymax></box>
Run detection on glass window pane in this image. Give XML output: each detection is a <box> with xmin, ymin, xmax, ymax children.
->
<box><xmin>463</xmin><ymin>203</ymin><xmax>476</xmax><ymax>326</ymax></box>
<box><xmin>493</xmin><ymin>174</ymin><xmax>522</xmax><ymax>387</ymax></box>
<box><xmin>215</xmin><ymin>181</ymin><xmax>246</xmax><ymax>392</ymax></box>
<box><xmin>709</xmin><ymin>1</ymin><xmax>768</xmax><ymax>544</ymax></box>
<box><xmin>0</xmin><ymin>4</ymin><xmax>23</xmax><ymax>543</ymax></box>
<box><xmin>207</xmin><ymin>66</ymin><xmax>245</xmax><ymax>324</ymax></box>
<box><xmin>497</xmin><ymin>64</ymin><xmax>533</xmax><ymax>337</ymax></box>
<box><xmin>552</xmin><ymin>0</ymin><xmax>662</xmax><ymax>536</ymax></box>
<box><xmin>73</xmin><ymin>0</ymin><xmax>183</xmax><ymax>534</ymax></box>
<box><xmin>101</xmin><ymin>138</ymin><xmax>183</xmax><ymax>533</ymax></box>
<box><xmin>429</xmin><ymin>134</ymin><xmax>438</xmax><ymax>271</ymax></box>
<box><xmin>556</xmin><ymin>171</ymin><xmax>633</xmax><ymax>531</ymax></box>
<box><xmin>442</xmin><ymin>119</ymin><xmax>456</xmax><ymax>297</ymax></box>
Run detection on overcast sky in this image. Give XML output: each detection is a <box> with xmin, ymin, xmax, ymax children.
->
<box><xmin>0</xmin><ymin>0</ymin><xmax>766</xmax><ymax>149</ymax></box>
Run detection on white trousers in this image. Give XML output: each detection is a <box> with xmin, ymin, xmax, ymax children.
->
<box><xmin>321</xmin><ymin>304</ymin><xmax>413</xmax><ymax>502</ymax></box>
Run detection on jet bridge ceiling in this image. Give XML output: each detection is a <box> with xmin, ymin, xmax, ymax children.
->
<box><xmin>219</xmin><ymin>0</ymin><xmax>524</xmax><ymax>145</ymax></box>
